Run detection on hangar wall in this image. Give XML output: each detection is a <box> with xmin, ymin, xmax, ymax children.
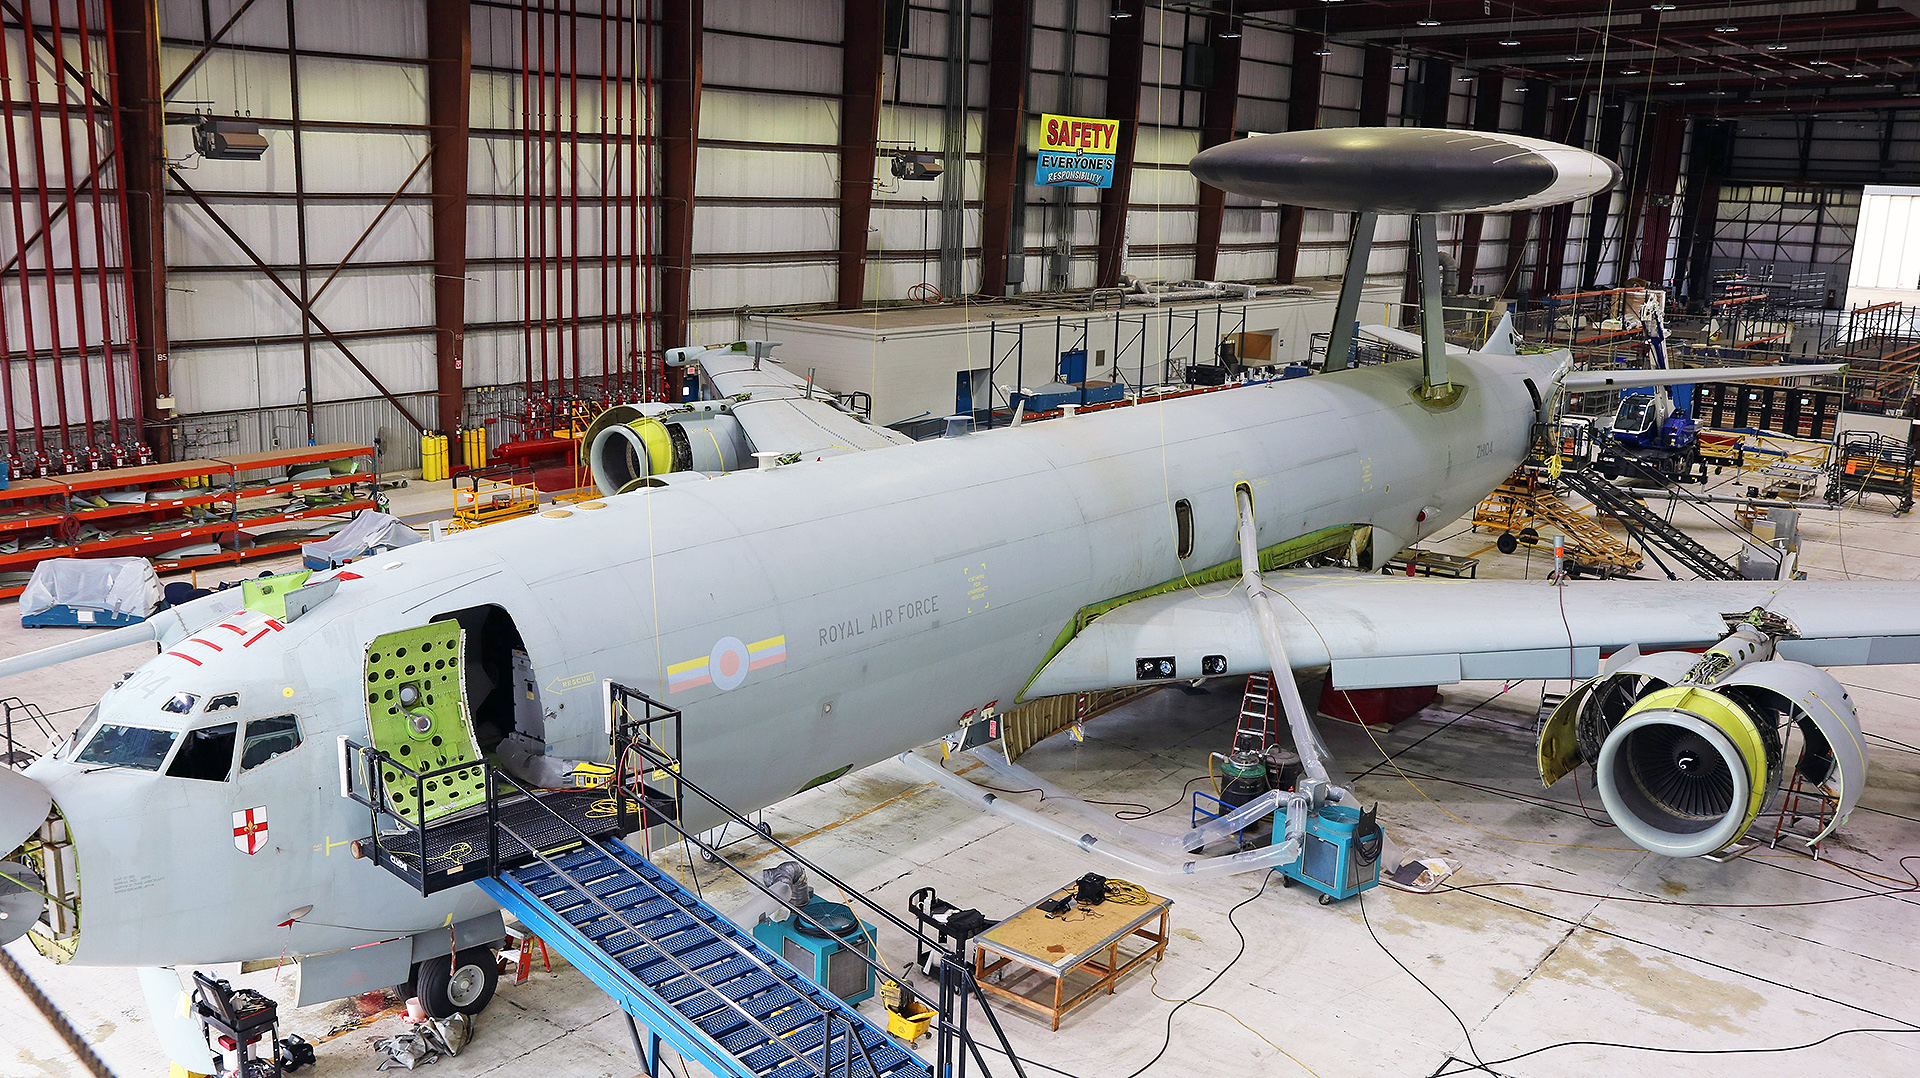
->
<box><xmin>2</xmin><ymin>0</ymin><xmax>1704</xmax><ymax>468</ymax></box>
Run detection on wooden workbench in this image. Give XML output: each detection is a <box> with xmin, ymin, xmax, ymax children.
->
<box><xmin>973</xmin><ymin>884</ymin><xmax>1171</xmax><ymax>1030</ymax></box>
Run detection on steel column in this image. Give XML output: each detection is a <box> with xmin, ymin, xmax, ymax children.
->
<box><xmin>658</xmin><ymin>0</ymin><xmax>700</xmax><ymax>350</ymax></box>
<box><xmin>1580</xmin><ymin>96</ymin><xmax>1624</xmax><ymax>288</ymax></box>
<box><xmin>20</xmin><ymin>0</ymin><xmax>76</xmax><ymax>451</ymax></box>
<box><xmin>1636</xmin><ymin>105</ymin><xmax>1686</xmax><ymax>287</ymax></box>
<box><xmin>979</xmin><ymin>0</ymin><xmax>1030</xmax><ymax>297</ymax></box>
<box><xmin>1675</xmin><ymin>118</ymin><xmax>1734</xmax><ymax>306</ymax></box>
<box><xmin>107</xmin><ymin>0</ymin><xmax>169</xmax><ymax>454</ymax></box>
<box><xmin>0</xmin><ymin>6</ymin><xmax>42</xmax><ymax>453</ymax></box>
<box><xmin>1192</xmin><ymin>10</ymin><xmax>1240</xmax><ymax>283</ymax></box>
<box><xmin>286</xmin><ymin>0</ymin><xmax>317</xmax><ymax>444</ymax></box>
<box><xmin>836</xmin><ymin>0</ymin><xmax>885</xmax><ymax>308</ymax></box>
<box><xmin>71</xmin><ymin>0</ymin><xmax>125</xmax><ymax>445</ymax></box>
<box><xmin>1323</xmin><ymin>211</ymin><xmax>1376</xmax><ymax>374</ymax></box>
<box><xmin>1096</xmin><ymin>0</ymin><xmax>1143</xmax><ymax>288</ymax></box>
<box><xmin>1275</xmin><ymin>30</ymin><xmax>1322</xmax><ymax>285</ymax></box>
<box><xmin>1500</xmin><ymin>81</ymin><xmax>1549</xmax><ymax>298</ymax></box>
<box><xmin>1538</xmin><ymin>92</ymin><xmax>1588</xmax><ymax>297</ymax></box>
<box><xmin>1456</xmin><ymin>72</ymin><xmax>1503</xmax><ymax>290</ymax></box>
<box><xmin>1358</xmin><ymin>44</ymin><xmax>1391</xmax><ymax>126</ymax></box>
<box><xmin>427</xmin><ymin>0</ymin><xmax>471</xmax><ymax>436</ymax></box>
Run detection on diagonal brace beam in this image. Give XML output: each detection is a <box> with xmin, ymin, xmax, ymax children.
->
<box><xmin>170</xmin><ymin>170</ymin><xmax>428</xmax><ymax>432</ymax></box>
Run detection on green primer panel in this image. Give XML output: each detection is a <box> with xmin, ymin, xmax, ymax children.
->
<box><xmin>1020</xmin><ymin>524</ymin><xmax>1359</xmax><ymax>701</ymax></box>
<box><xmin>364</xmin><ymin>622</ymin><xmax>484</xmax><ymax>825</ymax></box>
<box><xmin>242</xmin><ymin>570</ymin><xmax>313</xmax><ymax>620</ymax></box>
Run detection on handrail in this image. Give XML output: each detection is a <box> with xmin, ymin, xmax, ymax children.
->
<box><xmin>607</xmin><ymin>684</ymin><xmax>1025</xmax><ymax>1078</ymax></box>
<box><xmin>486</xmin><ymin>764</ymin><xmax>885</xmax><ymax>1078</ymax></box>
<box><xmin>2</xmin><ymin>697</ymin><xmax>57</xmax><ymax>767</ymax></box>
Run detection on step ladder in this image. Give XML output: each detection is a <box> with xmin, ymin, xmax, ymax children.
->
<box><xmin>1767</xmin><ymin>769</ymin><xmax>1836</xmax><ymax>859</ymax></box>
<box><xmin>480</xmin><ymin>837</ymin><xmax>925</xmax><ymax>1078</ymax></box>
<box><xmin>1562</xmin><ymin>471</ymin><xmax>1742</xmax><ymax>581</ymax></box>
<box><xmin>1232</xmin><ymin>674</ymin><xmax>1280</xmax><ymax>754</ymax></box>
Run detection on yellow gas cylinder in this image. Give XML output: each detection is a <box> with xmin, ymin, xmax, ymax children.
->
<box><xmin>421</xmin><ymin>433</ymin><xmax>446</xmax><ymax>481</ymax></box>
<box><xmin>464</xmin><ymin>426</ymin><xmax>487</xmax><ymax>470</ymax></box>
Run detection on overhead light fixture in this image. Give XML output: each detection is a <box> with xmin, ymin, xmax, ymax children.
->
<box><xmin>1392</xmin><ymin>57</ymin><xmax>1409</xmax><ymax>70</ymax></box>
<box><xmin>1667</xmin><ymin>80</ymin><xmax>1684</xmax><ymax>86</ymax></box>
<box><xmin>1810</xmin><ymin>59</ymin><xmax>1833</xmax><ymax>66</ymax></box>
<box><xmin>1497</xmin><ymin>3</ymin><xmax>1519</xmax><ymax>47</ymax></box>
<box><xmin>1764</xmin><ymin>43</ymin><xmax>1789</xmax><ymax>51</ymax></box>
<box><xmin>1313</xmin><ymin>46</ymin><xmax>1332</xmax><ymax>56</ymax></box>
<box><xmin>1566</xmin><ymin>55</ymin><xmax>1586</xmax><ymax>61</ymax></box>
<box><xmin>1416</xmin><ymin>0</ymin><xmax>1439</xmax><ymax>26</ymax></box>
<box><xmin>1499</xmin><ymin>37</ymin><xmax>1520</xmax><ymax>46</ymax></box>
<box><xmin>1218</xmin><ymin>25</ymin><xmax>1241</xmax><ymax>39</ymax></box>
<box><xmin>1458</xmin><ymin>74</ymin><xmax>1475</xmax><ymax>82</ymax></box>
<box><xmin>1562</xmin><ymin>94</ymin><xmax>1577</xmax><ymax>100</ymax></box>
<box><xmin>1622</xmin><ymin>68</ymin><xmax>1643</xmax><ymax>75</ymax></box>
<box><xmin>1109</xmin><ymin>5</ymin><xmax>1132</xmax><ymax>18</ymax></box>
<box><xmin>1650</xmin><ymin>3</ymin><xmax>1676</xmax><ymax>10</ymax></box>
<box><xmin>1715</xmin><ymin>24</ymin><xmax>1739</xmax><ymax>33</ymax></box>
<box><xmin>1846</xmin><ymin>71</ymin><xmax>1867</xmax><ymax>78</ymax></box>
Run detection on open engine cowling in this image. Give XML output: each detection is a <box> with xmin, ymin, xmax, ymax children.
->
<box><xmin>1541</xmin><ymin>651</ymin><xmax>1866</xmax><ymax>858</ymax></box>
<box><xmin>581</xmin><ymin>403</ymin><xmax>750</xmax><ymax>495</ymax></box>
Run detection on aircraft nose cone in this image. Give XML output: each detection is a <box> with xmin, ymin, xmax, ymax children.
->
<box><xmin>1</xmin><ymin>767</ymin><xmax>52</xmax><ymax>855</ymax></box>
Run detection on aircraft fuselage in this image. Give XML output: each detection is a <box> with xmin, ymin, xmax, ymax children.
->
<box><xmin>22</xmin><ymin>349</ymin><xmax>1553</xmax><ymax>968</ymax></box>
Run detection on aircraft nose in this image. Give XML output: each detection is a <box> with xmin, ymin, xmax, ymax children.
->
<box><xmin>0</xmin><ymin>768</ymin><xmax>53</xmax><ymax>945</ymax></box>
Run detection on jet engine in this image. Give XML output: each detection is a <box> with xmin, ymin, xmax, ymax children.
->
<box><xmin>1538</xmin><ymin>617</ymin><xmax>1867</xmax><ymax>858</ymax></box>
<box><xmin>580</xmin><ymin>402</ymin><xmax>750</xmax><ymax>496</ymax></box>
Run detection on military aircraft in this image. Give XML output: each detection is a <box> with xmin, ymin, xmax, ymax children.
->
<box><xmin>1</xmin><ymin>129</ymin><xmax>1911</xmax><ymax>1063</ymax></box>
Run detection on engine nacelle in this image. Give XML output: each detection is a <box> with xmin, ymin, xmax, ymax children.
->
<box><xmin>1541</xmin><ymin>649</ymin><xmax>1866</xmax><ymax>858</ymax></box>
<box><xmin>580</xmin><ymin>402</ymin><xmax>750</xmax><ymax>496</ymax></box>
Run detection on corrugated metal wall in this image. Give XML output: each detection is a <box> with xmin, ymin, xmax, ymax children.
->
<box><xmin>85</xmin><ymin>0</ymin><xmax>1672</xmax><ymax>466</ymax></box>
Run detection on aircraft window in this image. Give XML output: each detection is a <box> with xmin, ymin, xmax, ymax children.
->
<box><xmin>55</xmin><ymin>705</ymin><xmax>103</xmax><ymax>760</ymax></box>
<box><xmin>167</xmin><ymin>723</ymin><xmax>238</xmax><ymax>781</ymax></box>
<box><xmin>163</xmin><ymin>692</ymin><xmax>198</xmax><ymax>715</ymax></box>
<box><xmin>206</xmin><ymin>693</ymin><xmax>241</xmax><ymax>712</ymax></box>
<box><xmin>241</xmin><ymin>716</ymin><xmax>302</xmax><ymax>771</ymax></box>
<box><xmin>1175</xmin><ymin>499</ymin><xmax>1195</xmax><ymax>559</ymax></box>
<box><xmin>74</xmin><ymin>724</ymin><xmax>178</xmax><ymax>771</ymax></box>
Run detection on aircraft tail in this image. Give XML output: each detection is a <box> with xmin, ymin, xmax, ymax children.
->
<box><xmin>1481</xmin><ymin>311</ymin><xmax>1518</xmax><ymax>355</ymax></box>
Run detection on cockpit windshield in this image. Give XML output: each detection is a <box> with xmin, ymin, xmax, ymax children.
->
<box><xmin>1614</xmin><ymin>396</ymin><xmax>1655</xmax><ymax>435</ymax></box>
<box><xmin>74</xmin><ymin>724</ymin><xmax>179</xmax><ymax>771</ymax></box>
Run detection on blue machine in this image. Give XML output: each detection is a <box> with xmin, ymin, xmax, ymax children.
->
<box><xmin>749</xmin><ymin>898</ymin><xmax>877</xmax><ymax>1005</ymax></box>
<box><xmin>1279</xmin><ymin>803</ymin><xmax>1383</xmax><ymax>905</ymax></box>
<box><xmin>21</xmin><ymin>606</ymin><xmax>146</xmax><ymax>629</ymax></box>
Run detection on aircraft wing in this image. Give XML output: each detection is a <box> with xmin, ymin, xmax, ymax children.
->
<box><xmin>1024</xmin><ymin>570</ymin><xmax>1920</xmax><ymax>698</ymax></box>
<box><xmin>695</xmin><ymin>346</ymin><xmax>912</xmax><ymax>459</ymax></box>
<box><xmin>1563</xmin><ymin>363</ymin><xmax>1844</xmax><ymax>391</ymax></box>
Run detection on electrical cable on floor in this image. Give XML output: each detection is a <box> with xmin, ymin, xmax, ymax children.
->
<box><xmin>1357</xmin><ymin>890</ymin><xmax>1493</xmax><ymax>1076</ymax></box>
<box><xmin>1114</xmin><ymin>775</ymin><xmax>1211</xmax><ymax>821</ymax></box>
<box><xmin>1435</xmin><ymin>853</ymin><xmax>1920</xmax><ymax>911</ymax></box>
<box><xmin>1427</xmin><ymin>1024</ymin><xmax>1920</xmax><ymax>1078</ymax></box>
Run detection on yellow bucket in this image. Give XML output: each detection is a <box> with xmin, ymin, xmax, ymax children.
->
<box><xmin>885</xmin><ymin>999</ymin><xmax>935</xmax><ymax>1044</ymax></box>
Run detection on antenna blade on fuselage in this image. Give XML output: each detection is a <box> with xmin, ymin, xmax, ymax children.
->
<box><xmin>0</xmin><ymin>620</ymin><xmax>160</xmax><ymax>681</ymax></box>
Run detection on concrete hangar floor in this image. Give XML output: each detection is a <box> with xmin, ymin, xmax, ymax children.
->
<box><xmin>4</xmin><ymin>475</ymin><xmax>1920</xmax><ymax>1078</ymax></box>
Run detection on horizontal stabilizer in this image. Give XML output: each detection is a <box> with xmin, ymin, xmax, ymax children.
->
<box><xmin>1359</xmin><ymin>325</ymin><xmax>1468</xmax><ymax>358</ymax></box>
<box><xmin>1564</xmin><ymin>363</ymin><xmax>1843</xmax><ymax>391</ymax></box>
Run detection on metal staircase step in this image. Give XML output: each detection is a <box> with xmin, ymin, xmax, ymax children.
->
<box><xmin>479</xmin><ymin>834</ymin><xmax>925</xmax><ymax>1078</ymax></box>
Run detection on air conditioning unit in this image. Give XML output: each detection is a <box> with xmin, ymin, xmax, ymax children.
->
<box><xmin>890</xmin><ymin>152</ymin><xmax>944</xmax><ymax>181</ymax></box>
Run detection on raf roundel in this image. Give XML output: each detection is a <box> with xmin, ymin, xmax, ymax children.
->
<box><xmin>708</xmin><ymin>637</ymin><xmax>751</xmax><ymax>692</ymax></box>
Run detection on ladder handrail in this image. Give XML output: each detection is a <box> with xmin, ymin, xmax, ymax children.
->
<box><xmin>490</xmin><ymin>769</ymin><xmax>884</xmax><ymax>1078</ymax></box>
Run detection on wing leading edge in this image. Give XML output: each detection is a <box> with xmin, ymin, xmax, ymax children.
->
<box><xmin>1024</xmin><ymin>570</ymin><xmax>1920</xmax><ymax>699</ymax></box>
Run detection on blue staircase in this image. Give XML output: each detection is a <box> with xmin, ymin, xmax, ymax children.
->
<box><xmin>478</xmin><ymin>838</ymin><xmax>927</xmax><ymax>1078</ymax></box>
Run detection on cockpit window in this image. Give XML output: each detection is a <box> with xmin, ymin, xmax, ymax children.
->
<box><xmin>206</xmin><ymin>693</ymin><xmax>241</xmax><ymax>712</ymax></box>
<box><xmin>1615</xmin><ymin>396</ymin><xmax>1655</xmax><ymax>435</ymax></box>
<box><xmin>167</xmin><ymin>723</ymin><xmax>238</xmax><ymax>781</ymax></box>
<box><xmin>55</xmin><ymin>705</ymin><xmax>103</xmax><ymax>760</ymax></box>
<box><xmin>163</xmin><ymin>692</ymin><xmax>198</xmax><ymax>715</ymax></box>
<box><xmin>241</xmin><ymin>716</ymin><xmax>302</xmax><ymax>772</ymax></box>
<box><xmin>75</xmin><ymin>724</ymin><xmax>178</xmax><ymax>771</ymax></box>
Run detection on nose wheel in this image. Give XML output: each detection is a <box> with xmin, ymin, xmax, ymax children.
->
<box><xmin>411</xmin><ymin>947</ymin><xmax>499</xmax><ymax>1018</ymax></box>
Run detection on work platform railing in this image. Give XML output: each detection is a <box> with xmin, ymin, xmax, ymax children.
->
<box><xmin>341</xmin><ymin>683</ymin><xmax>1026</xmax><ymax>1078</ymax></box>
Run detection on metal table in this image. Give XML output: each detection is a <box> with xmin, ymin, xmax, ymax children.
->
<box><xmin>972</xmin><ymin>884</ymin><xmax>1172</xmax><ymax>1030</ymax></box>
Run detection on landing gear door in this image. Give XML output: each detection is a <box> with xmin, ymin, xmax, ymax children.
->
<box><xmin>364</xmin><ymin>623</ymin><xmax>485</xmax><ymax>826</ymax></box>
